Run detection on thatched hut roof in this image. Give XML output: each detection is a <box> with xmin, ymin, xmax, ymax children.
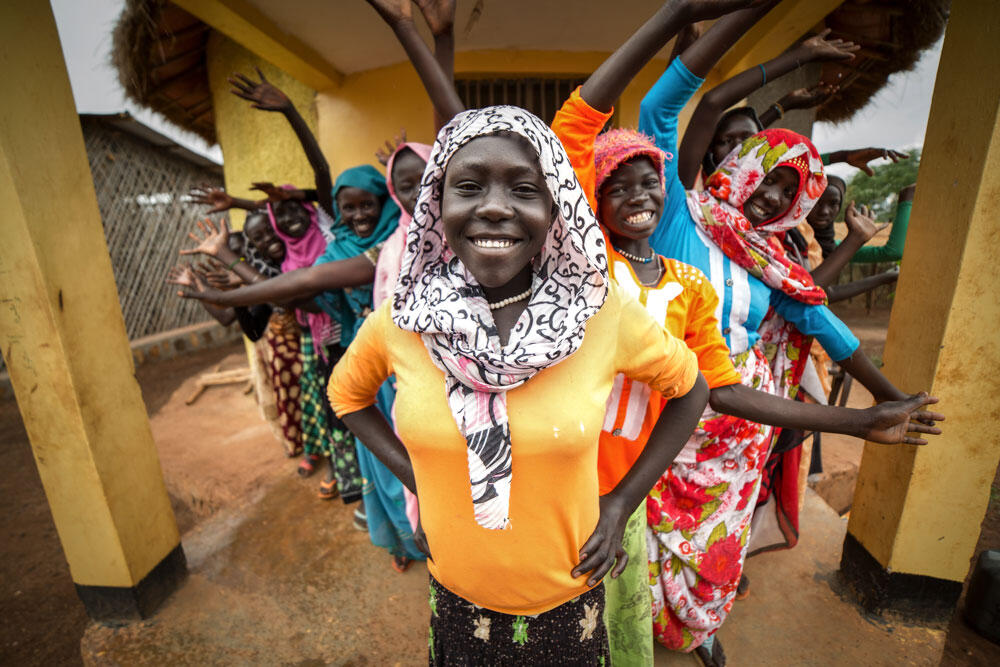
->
<box><xmin>112</xmin><ymin>0</ymin><xmax>214</xmax><ymax>143</ymax></box>
<box><xmin>816</xmin><ymin>0</ymin><xmax>949</xmax><ymax>123</ymax></box>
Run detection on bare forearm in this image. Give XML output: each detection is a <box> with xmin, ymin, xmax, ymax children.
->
<box><xmin>811</xmin><ymin>232</ymin><xmax>868</xmax><ymax>287</ymax></box>
<box><xmin>581</xmin><ymin>0</ymin><xmax>693</xmax><ymax>113</ymax></box>
<box><xmin>826</xmin><ymin>271</ymin><xmax>898</xmax><ymax>303</ymax></box>
<box><xmin>709</xmin><ymin>382</ymin><xmax>868</xmax><ymax>437</ymax></box>
<box><xmin>679</xmin><ymin>1</ymin><xmax>778</xmax><ymax>77</ymax></box>
<box><xmin>609</xmin><ymin>373</ymin><xmax>709</xmax><ymax>509</ymax></box>
<box><xmin>200</xmin><ymin>301</ymin><xmax>237</xmax><ymax>326</ymax></box>
<box><xmin>282</xmin><ymin>105</ymin><xmax>334</xmax><ymax>216</ymax></box>
<box><xmin>432</xmin><ymin>32</ymin><xmax>456</xmax><ymax>131</ymax></box>
<box><xmin>342</xmin><ymin>406</ymin><xmax>416</xmax><ymax>493</ymax></box>
<box><xmin>213</xmin><ymin>246</ymin><xmax>269</xmax><ymax>285</ymax></box>
<box><xmin>836</xmin><ymin>348</ymin><xmax>907</xmax><ymax>402</ymax></box>
<box><xmin>393</xmin><ymin>19</ymin><xmax>464</xmax><ymax>122</ymax></box>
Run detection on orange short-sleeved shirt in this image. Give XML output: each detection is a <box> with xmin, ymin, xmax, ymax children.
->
<box><xmin>597</xmin><ymin>252</ymin><xmax>742</xmax><ymax>494</ymax></box>
<box><xmin>328</xmin><ymin>281</ymin><xmax>698</xmax><ymax>614</ymax></box>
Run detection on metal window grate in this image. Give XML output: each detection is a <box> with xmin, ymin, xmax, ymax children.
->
<box><xmin>456</xmin><ymin>76</ymin><xmax>590</xmax><ymax>126</ymax></box>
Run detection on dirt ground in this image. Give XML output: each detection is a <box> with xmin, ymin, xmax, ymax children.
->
<box><xmin>2</xmin><ymin>305</ymin><xmax>999</xmax><ymax>664</ymax></box>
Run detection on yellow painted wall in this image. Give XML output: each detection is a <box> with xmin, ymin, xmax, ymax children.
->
<box><xmin>0</xmin><ymin>0</ymin><xmax>178</xmax><ymax>587</ymax></box>
<box><xmin>206</xmin><ymin>33</ymin><xmax>318</xmax><ymax>229</ymax></box>
<box><xmin>847</xmin><ymin>0</ymin><xmax>1000</xmax><ymax>582</ymax></box>
<box><xmin>315</xmin><ymin>50</ymin><xmax>678</xmax><ymax>177</ymax></box>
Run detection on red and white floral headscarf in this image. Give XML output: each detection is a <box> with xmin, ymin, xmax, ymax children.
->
<box><xmin>393</xmin><ymin>106</ymin><xmax>608</xmax><ymax>530</ymax></box>
<box><xmin>686</xmin><ymin>129</ymin><xmax>827</xmax><ymax>304</ymax></box>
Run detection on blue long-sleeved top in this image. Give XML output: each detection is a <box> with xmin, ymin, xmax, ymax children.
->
<box><xmin>639</xmin><ymin>59</ymin><xmax>859</xmax><ymax>361</ymax></box>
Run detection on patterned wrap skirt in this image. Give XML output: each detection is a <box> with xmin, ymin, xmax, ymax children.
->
<box><xmin>428</xmin><ymin>576</ymin><xmax>610</xmax><ymax>666</ymax></box>
<box><xmin>263</xmin><ymin>312</ymin><xmax>303</xmax><ymax>456</ymax></box>
<box><xmin>299</xmin><ymin>332</ymin><xmax>364</xmax><ymax>502</ymax></box>
<box><xmin>646</xmin><ymin>346</ymin><xmax>775</xmax><ymax>652</ymax></box>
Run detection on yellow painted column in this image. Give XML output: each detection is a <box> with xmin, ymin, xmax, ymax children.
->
<box><xmin>842</xmin><ymin>0</ymin><xmax>1000</xmax><ymax>620</ymax></box>
<box><xmin>0</xmin><ymin>0</ymin><xmax>184</xmax><ymax>619</ymax></box>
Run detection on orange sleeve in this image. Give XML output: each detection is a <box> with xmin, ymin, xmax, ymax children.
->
<box><xmin>327</xmin><ymin>301</ymin><xmax>393</xmax><ymax>417</ymax></box>
<box><xmin>682</xmin><ymin>272</ymin><xmax>742</xmax><ymax>389</ymax></box>
<box><xmin>613</xmin><ymin>282</ymin><xmax>699</xmax><ymax>400</ymax></box>
<box><xmin>550</xmin><ymin>86</ymin><xmax>614</xmax><ymax>213</ymax></box>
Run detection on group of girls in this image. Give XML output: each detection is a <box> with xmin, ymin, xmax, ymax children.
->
<box><xmin>172</xmin><ymin>0</ymin><xmax>939</xmax><ymax>664</ymax></box>
<box><xmin>169</xmin><ymin>65</ymin><xmax>434</xmax><ymax>573</ymax></box>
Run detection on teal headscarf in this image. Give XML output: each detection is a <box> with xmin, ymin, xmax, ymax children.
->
<box><xmin>313</xmin><ymin>165</ymin><xmax>401</xmax><ymax>345</ymax></box>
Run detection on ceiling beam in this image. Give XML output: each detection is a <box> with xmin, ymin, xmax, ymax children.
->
<box><xmin>171</xmin><ymin>0</ymin><xmax>342</xmax><ymax>91</ymax></box>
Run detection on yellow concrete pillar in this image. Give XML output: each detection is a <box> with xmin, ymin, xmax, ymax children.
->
<box><xmin>841</xmin><ymin>0</ymin><xmax>1000</xmax><ymax>620</ymax></box>
<box><xmin>0</xmin><ymin>0</ymin><xmax>184</xmax><ymax>619</ymax></box>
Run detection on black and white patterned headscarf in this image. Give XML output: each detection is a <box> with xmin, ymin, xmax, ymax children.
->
<box><xmin>393</xmin><ymin>106</ymin><xmax>608</xmax><ymax>530</ymax></box>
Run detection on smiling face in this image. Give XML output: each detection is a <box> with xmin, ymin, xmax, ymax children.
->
<box><xmin>806</xmin><ymin>183</ymin><xmax>843</xmax><ymax>230</ymax></box>
<box><xmin>598</xmin><ymin>156</ymin><xmax>663</xmax><ymax>243</ymax></box>
<box><xmin>440</xmin><ymin>134</ymin><xmax>553</xmax><ymax>290</ymax></box>
<box><xmin>742</xmin><ymin>166</ymin><xmax>800</xmax><ymax>227</ymax></box>
<box><xmin>244</xmin><ymin>212</ymin><xmax>285</xmax><ymax>264</ymax></box>
<box><xmin>272</xmin><ymin>200</ymin><xmax>311</xmax><ymax>238</ymax></box>
<box><xmin>709</xmin><ymin>114</ymin><xmax>760</xmax><ymax>171</ymax></box>
<box><xmin>336</xmin><ymin>187</ymin><xmax>382</xmax><ymax>238</ymax></box>
<box><xmin>390</xmin><ymin>148</ymin><xmax>427</xmax><ymax>216</ymax></box>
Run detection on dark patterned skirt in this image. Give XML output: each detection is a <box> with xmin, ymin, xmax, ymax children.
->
<box><xmin>428</xmin><ymin>576</ymin><xmax>609</xmax><ymax>666</ymax></box>
<box><xmin>299</xmin><ymin>332</ymin><xmax>364</xmax><ymax>503</ymax></box>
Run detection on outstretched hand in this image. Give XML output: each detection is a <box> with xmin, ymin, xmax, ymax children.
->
<box><xmin>193</xmin><ymin>259</ymin><xmax>244</xmax><ymax>290</ymax></box>
<box><xmin>375</xmin><ymin>129</ymin><xmax>408</xmax><ymax>166</ymax></box>
<box><xmin>189</xmin><ymin>186</ymin><xmax>236</xmax><ymax>213</ymax></box>
<box><xmin>846</xmin><ymin>147</ymin><xmax>909</xmax><ymax>177</ymax></box>
<box><xmin>571</xmin><ymin>494</ymin><xmax>631</xmax><ymax>587</ymax></box>
<box><xmin>229</xmin><ymin>68</ymin><xmax>292</xmax><ymax>112</ymax></box>
<box><xmin>781</xmin><ymin>83</ymin><xmax>838</xmax><ymax>111</ymax></box>
<box><xmin>798</xmin><ymin>28</ymin><xmax>860</xmax><ymax>63</ymax></box>
<box><xmin>414</xmin><ymin>0</ymin><xmax>455</xmax><ymax>36</ymax></box>
<box><xmin>365</xmin><ymin>0</ymin><xmax>413</xmax><ymax>26</ymax></box>
<box><xmin>180</xmin><ymin>218</ymin><xmax>231</xmax><ymax>259</ymax></box>
<box><xmin>250</xmin><ymin>181</ymin><xmax>297</xmax><ymax>203</ymax></box>
<box><xmin>862</xmin><ymin>393</ymin><xmax>944</xmax><ymax>445</ymax></box>
<box><xmin>843</xmin><ymin>202</ymin><xmax>885</xmax><ymax>242</ymax></box>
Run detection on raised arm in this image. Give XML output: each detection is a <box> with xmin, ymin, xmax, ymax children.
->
<box><xmin>825</xmin><ymin>267</ymin><xmax>899</xmax><ymax>303</ymax></box>
<box><xmin>852</xmin><ymin>185</ymin><xmax>914</xmax><ymax>263</ymax></box>
<box><xmin>824</xmin><ymin>147</ymin><xmax>909</xmax><ymax>176</ymax></box>
<box><xmin>415</xmin><ymin>1</ymin><xmax>456</xmax><ymax>131</ymax></box>
<box><xmin>179</xmin><ymin>218</ymin><xmax>270</xmax><ymax>286</ymax></box>
<box><xmin>581</xmin><ymin>0</ymin><xmax>760</xmax><ymax>113</ymax></box>
<box><xmin>366</xmin><ymin>0</ymin><xmax>464</xmax><ymax>122</ymax></box>
<box><xmin>188</xmin><ymin>185</ymin><xmax>263</xmax><ymax>213</ymax></box>
<box><xmin>175</xmin><ymin>256</ymin><xmax>376</xmax><ymax>308</ymax></box>
<box><xmin>678</xmin><ymin>30</ymin><xmax>858</xmax><ymax>187</ymax></box>
<box><xmin>229</xmin><ymin>68</ymin><xmax>335</xmax><ymax>218</ymax></box>
<box><xmin>677</xmin><ymin>0</ymin><xmax>779</xmax><ymax>77</ymax></box>
<box><xmin>811</xmin><ymin>202</ymin><xmax>881</xmax><ymax>287</ymax></box>
<box><xmin>757</xmin><ymin>83</ymin><xmax>837</xmax><ymax>127</ymax></box>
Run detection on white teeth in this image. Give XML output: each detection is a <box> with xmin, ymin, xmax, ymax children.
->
<box><xmin>472</xmin><ymin>238</ymin><xmax>517</xmax><ymax>249</ymax></box>
<box><xmin>625</xmin><ymin>211</ymin><xmax>654</xmax><ymax>225</ymax></box>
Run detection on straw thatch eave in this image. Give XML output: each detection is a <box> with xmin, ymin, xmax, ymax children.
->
<box><xmin>815</xmin><ymin>0</ymin><xmax>949</xmax><ymax>124</ymax></box>
<box><xmin>112</xmin><ymin>0</ymin><xmax>215</xmax><ymax>143</ymax></box>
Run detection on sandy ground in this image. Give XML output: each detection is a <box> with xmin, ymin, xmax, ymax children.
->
<box><xmin>1</xmin><ymin>305</ymin><xmax>998</xmax><ymax>664</ymax></box>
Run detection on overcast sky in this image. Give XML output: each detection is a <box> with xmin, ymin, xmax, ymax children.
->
<box><xmin>51</xmin><ymin>0</ymin><xmax>943</xmax><ymax>175</ymax></box>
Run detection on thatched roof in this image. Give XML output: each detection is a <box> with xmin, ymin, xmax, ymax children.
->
<box><xmin>816</xmin><ymin>0</ymin><xmax>949</xmax><ymax>123</ymax></box>
<box><xmin>112</xmin><ymin>0</ymin><xmax>214</xmax><ymax>143</ymax></box>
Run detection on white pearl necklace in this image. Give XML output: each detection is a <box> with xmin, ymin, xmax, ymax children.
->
<box><xmin>487</xmin><ymin>288</ymin><xmax>532</xmax><ymax>310</ymax></box>
<box><xmin>614</xmin><ymin>246</ymin><xmax>654</xmax><ymax>264</ymax></box>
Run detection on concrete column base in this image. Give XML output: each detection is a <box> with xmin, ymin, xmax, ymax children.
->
<box><xmin>840</xmin><ymin>533</ymin><xmax>961</xmax><ymax>624</ymax></box>
<box><xmin>75</xmin><ymin>545</ymin><xmax>188</xmax><ymax>622</ymax></box>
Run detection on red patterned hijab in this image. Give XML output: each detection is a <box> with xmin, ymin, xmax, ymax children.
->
<box><xmin>686</xmin><ymin>129</ymin><xmax>827</xmax><ymax>304</ymax></box>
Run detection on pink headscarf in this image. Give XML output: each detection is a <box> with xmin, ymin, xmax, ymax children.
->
<box><xmin>372</xmin><ymin>142</ymin><xmax>432</xmax><ymax>308</ymax></box>
<box><xmin>266</xmin><ymin>195</ymin><xmax>337</xmax><ymax>355</ymax></box>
